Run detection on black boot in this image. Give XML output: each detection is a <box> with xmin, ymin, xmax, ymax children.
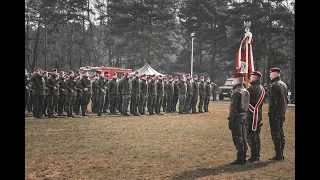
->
<box><xmin>268</xmin><ymin>142</ymin><xmax>284</xmax><ymax>161</ymax></box>
<box><xmin>230</xmin><ymin>152</ymin><xmax>246</xmax><ymax>165</ymax></box>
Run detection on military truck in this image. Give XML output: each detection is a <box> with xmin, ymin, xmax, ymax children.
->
<box><xmin>217</xmin><ymin>78</ymin><xmax>234</xmax><ymax>100</ymax></box>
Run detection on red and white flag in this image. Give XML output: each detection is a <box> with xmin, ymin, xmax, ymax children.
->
<box><xmin>236</xmin><ymin>32</ymin><xmax>254</xmax><ymax>74</ymax></box>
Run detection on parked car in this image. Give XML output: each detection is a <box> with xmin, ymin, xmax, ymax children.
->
<box><xmin>217</xmin><ymin>78</ymin><xmax>234</xmax><ymax>100</ymax></box>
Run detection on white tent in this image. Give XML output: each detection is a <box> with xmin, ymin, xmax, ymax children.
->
<box><xmin>130</xmin><ymin>63</ymin><xmax>165</xmax><ymax>76</ymax></box>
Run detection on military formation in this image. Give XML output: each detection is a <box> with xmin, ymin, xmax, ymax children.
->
<box><xmin>227</xmin><ymin>67</ymin><xmax>288</xmax><ymax>165</ymax></box>
<box><xmin>25</xmin><ymin>68</ymin><xmax>218</xmax><ymax>119</ymax></box>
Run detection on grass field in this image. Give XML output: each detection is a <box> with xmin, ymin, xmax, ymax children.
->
<box><xmin>25</xmin><ymin>102</ymin><xmax>295</xmax><ymax>180</ymax></box>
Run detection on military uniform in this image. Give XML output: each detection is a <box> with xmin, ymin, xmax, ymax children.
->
<box><xmin>191</xmin><ymin>75</ymin><xmax>199</xmax><ymax>113</ymax></box>
<box><xmin>177</xmin><ymin>77</ymin><xmax>187</xmax><ymax>114</ymax></box>
<box><xmin>185</xmin><ymin>76</ymin><xmax>193</xmax><ymax>113</ymax></box>
<box><xmin>96</xmin><ymin>76</ymin><xmax>108</xmax><ymax>116</ymax></box>
<box><xmin>103</xmin><ymin>75</ymin><xmax>109</xmax><ymax>113</ymax></box>
<box><xmin>172</xmin><ymin>78</ymin><xmax>179</xmax><ymax>112</ymax></box>
<box><xmin>30</xmin><ymin>72</ymin><xmax>45</xmax><ymax>118</ymax></box>
<box><xmin>108</xmin><ymin>76</ymin><xmax>118</xmax><ymax>114</ymax></box>
<box><xmin>156</xmin><ymin>77</ymin><xmax>164</xmax><ymax>115</ymax></box>
<box><xmin>204</xmin><ymin>79</ymin><xmax>212</xmax><ymax>112</ymax></box>
<box><xmin>46</xmin><ymin>70</ymin><xmax>59</xmax><ymax>118</ymax></box>
<box><xmin>198</xmin><ymin>77</ymin><xmax>206</xmax><ymax>113</ymax></box>
<box><xmin>268</xmin><ymin>68</ymin><xmax>288</xmax><ymax>160</ymax></box>
<box><xmin>228</xmin><ymin>72</ymin><xmax>250</xmax><ymax>165</ymax></box>
<box><xmin>164</xmin><ymin>78</ymin><xmax>174</xmax><ymax>113</ymax></box>
<box><xmin>80</xmin><ymin>74</ymin><xmax>91</xmax><ymax>116</ymax></box>
<box><xmin>211</xmin><ymin>82</ymin><xmax>217</xmax><ymax>101</ymax></box>
<box><xmin>138</xmin><ymin>75</ymin><xmax>148</xmax><ymax>115</ymax></box>
<box><xmin>74</xmin><ymin>76</ymin><xmax>83</xmax><ymax>115</ymax></box>
<box><xmin>25</xmin><ymin>74</ymin><xmax>30</xmax><ymax>115</ymax></box>
<box><xmin>131</xmin><ymin>75</ymin><xmax>141</xmax><ymax>115</ymax></box>
<box><xmin>118</xmin><ymin>77</ymin><xmax>124</xmax><ymax>114</ymax></box>
<box><xmin>58</xmin><ymin>75</ymin><xmax>67</xmax><ymax>116</ymax></box>
<box><xmin>246</xmin><ymin>71</ymin><xmax>265</xmax><ymax>162</ymax></box>
<box><xmin>65</xmin><ymin>73</ymin><xmax>77</xmax><ymax>117</ymax></box>
<box><xmin>148</xmin><ymin>76</ymin><xmax>157</xmax><ymax>115</ymax></box>
<box><xmin>42</xmin><ymin>74</ymin><xmax>49</xmax><ymax>116</ymax></box>
<box><xmin>121</xmin><ymin>75</ymin><xmax>132</xmax><ymax>115</ymax></box>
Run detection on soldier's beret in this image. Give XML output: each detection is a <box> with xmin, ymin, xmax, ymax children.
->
<box><xmin>206</xmin><ymin>76</ymin><xmax>210</xmax><ymax>80</ymax></box>
<box><xmin>251</xmin><ymin>71</ymin><xmax>262</xmax><ymax>77</ymax></box>
<box><xmin>52</xmin><ymin>68</ymin><xmax>57</xmax><ymax>72</ymax></box>
<box><xmin>200</xmin><ymin>76</ymin><xmax>204</xmax><ymax>79</ymax></box>
<box><xmin>104</xmin><ymin>73</ymin><xmax>109</xmax><ymax>77</ymax></box>
<box><xmin>168</xmin><ymin>76</ymin><xmax>173</xmax><ymax>79</ymax></box>
<box><xmin>193</xmin><ymin>74</ymin><xmax>198</xmax><ymax>78</ymax></box>
<box><xmin>135</xmin><ymin>71</ymin><xmax>139</xmax><ymax>74</ymax></box>
<box><xmin>96</xmin><ymin>70</ymin><xmax>102</xmax><ymax>74</ymax></box>
<box><xmin>186</xmin><ymin>73</ymin><xmax>190</xmax><ymax>78</ymax></box>
<box><xmin>68</xmin><ymin>70</ymin><xmax>74</xmax><ymax>75</ymax></box>
<box><xmin>270</xmin><ymin>67</ymin><xmax>281</xmax><ymax>73</ymax></box>
<box><xmin>158</xmin><ymin>74</ymin><xmax>162</xmax><ymax>78</ymax></box>
<box><xmin>151</xmin><ymin>74</ymin><xmax>156</xmax><ymax>77</ymax></box>
<box><xmin>141</xmin><ymin>73</ymin><xmax>146</xmax><ymax>78</ymax></box>
<box><xmin>232</xmin><ymin>72</ymin><xmax>243</xmax><ymax>78</ymax></box>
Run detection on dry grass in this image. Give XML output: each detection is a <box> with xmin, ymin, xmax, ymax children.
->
<box><xmin>25</xmin><ymin>102</ymin><xmax>295</xmax><ymax>180</ymax></box>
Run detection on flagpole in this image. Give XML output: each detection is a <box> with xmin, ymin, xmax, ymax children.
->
<box><xmin>191</xmin><ymin>32</ymin><xmax>195</xmax><ymax>78</ymax></box>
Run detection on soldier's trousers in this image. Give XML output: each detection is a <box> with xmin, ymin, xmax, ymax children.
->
<box><xmin>173</xmin><ymin>94</ymin><xmax>178</xmax><ymax>112</ymax></box>
<box><xmin>58</xmin><ymin>94</ymin><xmax>66</xmax><ymax>115</ymax></box>
<box><xmin>103</xmin><ymin>93</ymin><xmax>109</xmax><ymax>113</ymax></box>
<box><xmin>162</xmin><ymin>94</ymin><xmax>166</xmax><ymax>112</ymax></box>
<box><xmin>122</xmin><ymin>95</ymin><xmax>131</xmax><ymax>114</ymax></box>
<box><xmin>33</xmin><ymin>95</ymin><xmax>44</xmax><ymax>118</ymax></box>
<box><xmin>91</xmin><ymin>92</ymin><xmax>97</xmax><ymax>113</ymax></box>
<box><xmin>148</xmin><ymin>95</ymin><xmax>157</xmax><ymax>114</ymax></box>
<box><xmin>204</xmin><ymin>95</ymin><xmax>210</xmax><ymax>112</ymax></box>
<box><xmin>212</xmin><ymin>92</ymin><xmax>216</xmax><ymax>101</ymax></box>
<box><xmin>269</xmin><ymin>117</ymin><xmax>285</xmax><ymax>156</ymax></box>
<box><xmin>138</xmin><ymin>94</ymin><xmax>148</xmax><ymax>115</ymax></box>
<box><xmin>131</xmin><ymin>94</ymin><xmax>140</xmax><ymax>115</ymax></box>
<box><xmin>247</xmin><ymin>119</ymin><xmax>262</xmax><ymax>158</ymax></box>
<box><xmin>118</xmin><ymin>95</ymin><xmax>123</xmax><ymax>113</ymax></box>
<box><xmin>147</xmin><ymin>95</ymin><xmax>151</xmax><ymax>112</ymax></box>
<box><xmin>65</xmin><ymin>96</ymin><xmax>76</xmax><ymax>117</ymax></box>
<box><xmin>156</xmin><ymin>94</ymin><xmax>164</xmax><ymax>114</ymax></box>
<box><xmin>25</xmin><ymin>92</ymin><xmax>29</xmax><ymax>111</ymax></box>
<box><xmin>74</xmin><ymin>94</ymin><xmax>82</xmax><ymax>114</ymax></box>
<box><xmin>81</xmin><ymin>92</ymin><xmax>91</xmax><ymax>116</ymax></box>
<box><xmin>165</xmin><ymin>95</ymin><xmax>173</xmax><ymax>112</ymax></box>
<box><xmin>109</xmin><ymin>95</ymin><xmax>118</xmax><ymax>113</ymax></box>
<box><xmin>27</xmin><ymin>93</ymin><xmax>34</xmax><ymax>112</ymax></box>
<box><xmin>43</xmin><ymin>95</ymin><xmax>48</xmax><ymax>115</ymax></box>
<box><xmin>198</xmin><ymin>95</ymin><xmax>205</xmax><ymax>112</ymax></box>
<box><xmin>230</xmin><ymin>119</ymin><xmax>248</xmax><ymax>160</ymax></box>
<box><xmin>185</xmin><ymin>94</ymin><xmax>193</xmax><ymax>112</ymax></box>
<box><xmin>47</xmin><ymin>95</ymin><xmax>58</xmax><ymax>117</ymax></box>
<box><xmin>178</xmin><ymin>94</ymin><xmax>186</xmax><ymax>113</ymax></box>
<box><xmin>97</xmin><ymin>94</ymin><xmax>105</xmax><ymax>115</ymax></box>
<box><xmin>191</xmin><ymin>94</ymin><xmax>198</xmax><ymax>113</ymax></box>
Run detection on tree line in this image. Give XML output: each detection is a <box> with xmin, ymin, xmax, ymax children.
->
<box><xmin>25</xmin><ymin>0</ymin><xmax>295</xmax><ymax>98</ymax></box>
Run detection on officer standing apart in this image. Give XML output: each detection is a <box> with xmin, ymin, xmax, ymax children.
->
<box><xmin>246</xmin><ymin>71</ymin><xmax>265</xmax><ymax>162</ymax></box>
<box><xmin>228</xmin><ymin>72</ymin><xmax>250</xmax><ymax>165</ymax></box>
<box><xmin>268</xmin><ymin>67</ymin><xmax>288</xmax><ymax>161</ymax></box>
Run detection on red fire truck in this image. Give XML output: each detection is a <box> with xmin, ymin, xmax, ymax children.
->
<box><xmin>79</xmin><ymin>66</ymin><xmax>132</xmax><ymax>80</ymax></box>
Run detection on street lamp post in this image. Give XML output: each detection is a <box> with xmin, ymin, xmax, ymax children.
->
<box><xmin>191</xmin><ymin>32</ymin><xmax>195</xmax><ymax>78</ymax></box>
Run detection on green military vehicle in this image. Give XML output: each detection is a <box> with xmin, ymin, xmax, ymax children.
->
<box><xmin>217</xmin><ymin>78</ymin><xmax>234</xmax><ymax>100</ymax></box>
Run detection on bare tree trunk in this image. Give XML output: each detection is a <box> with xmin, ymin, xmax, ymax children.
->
<box><xmin>31</xmin><ymin>16</ymin><xmax>42</xmax><ymax>71</ymax></box>
<box><xmin>266</xmin><ymin>0</ymin><xmax>272</xmax><ymax>84</ymax></box>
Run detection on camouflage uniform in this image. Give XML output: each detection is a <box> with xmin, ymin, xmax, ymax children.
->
<box><xmin>162</xmin><ymin>80</ymin><xmax>167</xmax><ymax>112</ymax></box>
<box><xmin>164</xmin><ymin>80</ymin><xmax>174</xmax><ymax>112</ymax></box>
<box><xmin>65</xmin><ymin>76</ymin><xmax>77</xmax><ymax>117</ymax></box>
<box><xmin>42</xmin><ymin>75</ymin><xmax>49</xmax><ymax>116</ymax></box>
<box><xmin>46</xmin><ymin>74</ymin><xmax>59</xmax><ymax>118</ymax></box>
<box><xmin>121</xmin><ymin>76</ymin><xmax>132</xmax><ymax>115</ymax></box>
<box><xmin>177</xmin><ymin>80</ymin><xmax>187</xmax><ymax>114</ymax></box>
<box><xmin>25</xmin><ymin>74</ymin><xmax>30</xmax><ymax>114</ymax></box>
<box><xmin>185</xmin><ymin>79</ymin><xmax>193</xmax><ymax>113</ymax></box>
<box><xmin>138</xmin><ymin>78</ymin><xmax>148</xmax><ymax>115</ymax></box>
<box><xmin>103</xmin><ymin>78</ymin><xmax>109</xmax><ymax>113</ymax></box>
<box><xmin>96</xmin><ymin>77</ymin><xmax>108</xmax><ymax>116</ymax></box>
<box><xmin>228</xmin><ymin>82</ymin><xmax>250</xmax><ymax>164</ymax></box>
<box><xmin>108</xmin><ymin>77</ymin><xmax>118</xmax><ymax>114</ymax></box>
<box><xmin>118</xmin><ymin>78</ymin><xmax>124</xmax><ymax>114</ymax></box>
<box><xmin>246</xmin><ymin>79</ymin><xmax>265</xmax><ymax>161</ymax></box>
<box><xmin>204</xmin><ymin>82</ymin><xmax>212</xmax><ymax>112</ymax></box>
<box><xmin>211</xmin><ymin>82</ymin><xmax>217</xmax><ymax>101</ymax></box>
<box><xmin>80</xmin><ymin>75</ymin><xmax>91</xmax><ymax>116</ymax></box>
<box><xmin>172</xmin><ymin>80</ymin><xmax>179</xmax><ymax>112</ymax></box>
<box><xmin>191</xmin><ymin>79</ymin><xmax>199</xmax><ymax>113</ymax></box>
<box><xmin>148</xmin><ymin>79</ymin><xmax>157</xmax><ymax>115</ymax></box>
<box><xmin>58</xmin><ymin>76</ymin><xmax>67</xmax><ymax>116</ymax></box>
<box><xmin>198</xmin><ymin>80</ymin><xmax>206</xmax><ymax>113</ymax></box>
<box><xmin>91</xmin><ymin>77</ymin><xmax>98</xmax><ymax>113</ymax></box>
<box><xmin>156</xmin><ymin>79</ymin><xmax>164</xmax><ymax>114</ymax></box>
<box><xmin>268</xmin><ymin>76</ymin><xmax>288</xmax><ymax>160</ymax></box>
<box><xmin>131</xmin><ymin>76</ymin><xmax>141</xmax><ymax>115</ymax></box>
<box><xmin>30</xmin><ymin>73</ymin><xmax>45</xmax><ymax>118</ymax></box>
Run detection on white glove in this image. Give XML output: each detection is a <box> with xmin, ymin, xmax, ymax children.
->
<box><xmin>26</xmin><ymin>86</ymin><xmax>29</xmax><ymax>90</ymax></box>
<box><xmin>71</xmin><ymin>90</ymin><xmax>74</xmax><ymax>93</ymax></box>
<box><xmin>84</xmin><ymin>88</ymin><xmax>88</xmax><ymax>91</ymax></box>
<box><xmin>54</xmin><ymin>87</ymin><xmax>57</xmax><ymax>90</ymax></box>
<box><xmin>61</xmin><ymin>89</ymin><xmax>65</xmax><ymax>92</ymax></box>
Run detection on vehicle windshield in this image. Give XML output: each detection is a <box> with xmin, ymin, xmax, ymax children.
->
<box><xmin>225</xmin><ymin>80</ymin><xmax>234</xmax><ymax>86</ymax></box>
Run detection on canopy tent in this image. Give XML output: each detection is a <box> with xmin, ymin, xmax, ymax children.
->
<box><xmin>129</xmin><ymin>63</ymin><xmax>165</xmax><ymax>76</ymax></box>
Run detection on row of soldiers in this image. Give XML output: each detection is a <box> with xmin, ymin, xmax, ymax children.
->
<box><xmin>25</xmin><ymin>68</ymin><xmax>218</xmax><ymax>118</ymax></box>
